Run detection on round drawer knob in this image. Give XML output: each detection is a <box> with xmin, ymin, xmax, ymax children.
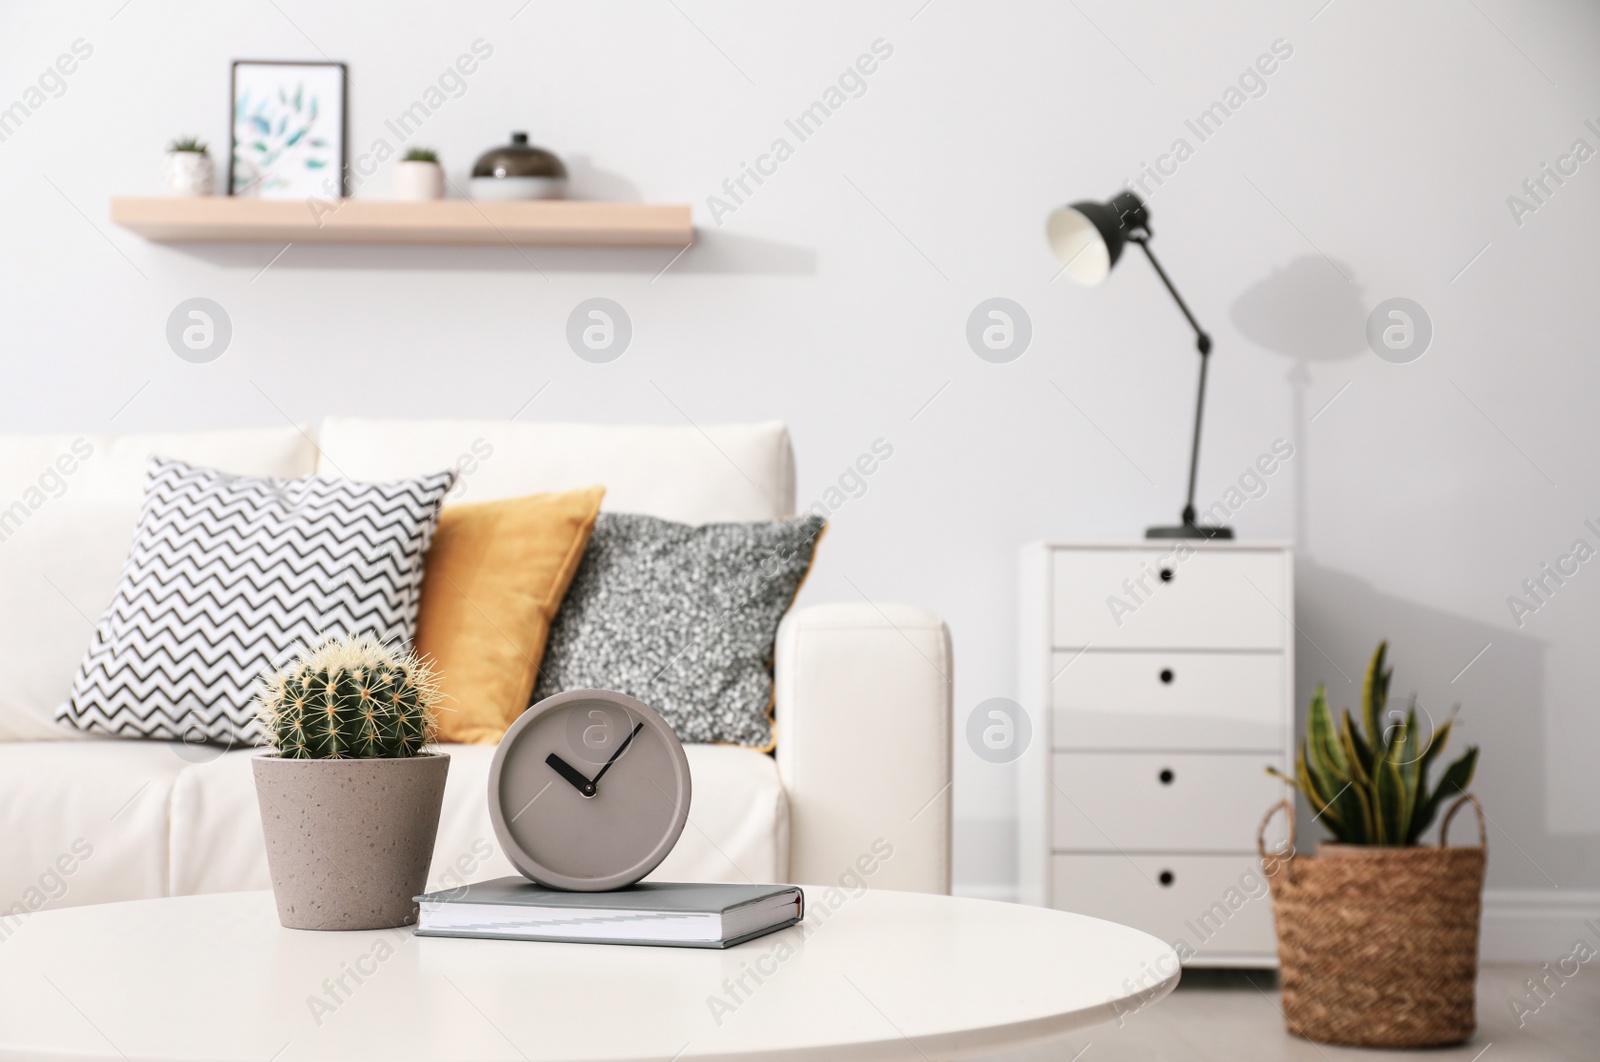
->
<box><xmin>1158</xmin><ymin>870</ymin><xmax>1175</xmax><ymax>887</ymax></box>
<box><xmin>1159</xmin><ymin>668</ymin><xmax>1174</xmax><ymax>684</ymax></box>
<box><xmin>1159</xmin><ymin>567</ymin><xmax>1174</xmax><ymax>583</ymax></box>
<box><xmin>1159</xmin><ymin>768</ymin><xmax>1175</xmax><ymax>785</ymax></box>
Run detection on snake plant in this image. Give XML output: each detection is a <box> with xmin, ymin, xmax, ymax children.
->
<box><xmin>1268</xmin><ymin>642</ymin><xmax>1479</xmax><ymax>845</ymax></box>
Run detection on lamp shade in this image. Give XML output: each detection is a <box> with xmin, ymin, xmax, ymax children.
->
<box><xmin>1045</xmin><ymin>192</ymin><xmax>1149</xmax><ymax>286</ymax></box>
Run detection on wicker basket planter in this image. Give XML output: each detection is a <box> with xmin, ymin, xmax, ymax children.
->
<box><xmin>1259</xmin><ymin>795</ymin><xmax>1486</xmax><ymax>1048</ymax></box>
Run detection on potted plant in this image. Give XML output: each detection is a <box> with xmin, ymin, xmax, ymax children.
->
<box><xmin>164</xmin><ymin>136</ymin><xmax>213</xmax><ymax>196</ymax></box>
<box><xmin>394</xmin><ymin>147</ymin><xmax>445</xmax><ymax>200</ymax></box>
<box><xmin>1262</xmin><ymin>642</ymin><xmax>1483</xmax><ymax>1049</ymax></box>
<box><xmin>253</xmin><ymin>635</ymin><xmax>449</xmax><ymax>931</ymax></box>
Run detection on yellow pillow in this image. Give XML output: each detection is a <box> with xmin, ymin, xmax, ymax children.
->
<box><xmin>415</xmin><ymin>486</ymin><xmax>605</xmax><ymax>744</ymax></box>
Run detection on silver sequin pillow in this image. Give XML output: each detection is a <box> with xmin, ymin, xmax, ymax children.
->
<box><xmin>532</xmin><ymin>512</ymin><xmax>826</xmax><ymax>748</ymax></box>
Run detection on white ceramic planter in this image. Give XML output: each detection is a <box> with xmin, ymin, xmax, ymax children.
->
<box><xmin>394</xmin><ymin>160</ymin><xmax>445</xmax><ymax>201</ymax></box>
<box><xmin>163</xmin><ymin>151</ymin><xmax>213</xmax><ymax>197</ymax></box>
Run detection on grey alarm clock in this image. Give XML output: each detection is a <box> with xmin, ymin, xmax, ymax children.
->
<box><xmin>488</xmin><ymin>689</ymin><xmax>692</xmax><ymax>892</ymax></box>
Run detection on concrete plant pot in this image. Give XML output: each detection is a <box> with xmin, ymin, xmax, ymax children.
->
<box><xmin>253</xmin><ymin>753</ymin><xmax>449</xmax><ymax>931</ymax></box>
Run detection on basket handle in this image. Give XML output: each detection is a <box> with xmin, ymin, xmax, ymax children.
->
<box><xmin>1258</xmin><ymin>799</ymin><xmax>1296</xmax><ymax>880</ymax></box>
<box><xmin>1439</xmin><ymin>793</ymin><xmax>1486</xmax><ymax>848</ymax></box>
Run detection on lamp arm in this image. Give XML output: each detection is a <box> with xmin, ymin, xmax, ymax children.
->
<box><xmin>1131</xmin><ymin>236</ymin><xmax>1211</xmax><ymax>528</ymax></box>
<box><xmin>1130</xmin><ymin>236</ymin><xmax>1211</xmax><ymax>353</ymax></box>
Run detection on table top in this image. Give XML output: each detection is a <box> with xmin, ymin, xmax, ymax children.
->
<box><xmin>0</xmin><ymin>889</ymin><xmax>1179</xmax><ymax>1062</ymax></box>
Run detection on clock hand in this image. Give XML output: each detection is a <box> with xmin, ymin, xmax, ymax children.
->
<box><xmin>588</xmin><ymin>721</ymin><xmax>645</xmax><ymax>789</ymax></box>
<box><xmin>545</xmin><ymin>752</ymin><xmax>596</xmax><ymax>798</ymax></box>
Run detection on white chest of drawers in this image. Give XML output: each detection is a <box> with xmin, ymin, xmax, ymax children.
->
<box><xmin>1018</xmin><ymin>541</ymin><xmax>1295</xmax><ymax>967</ymax></box>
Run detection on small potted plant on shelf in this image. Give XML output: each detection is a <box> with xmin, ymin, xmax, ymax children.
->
<box><xmin>394</xmin><ymin>147</ymin><xmax>445</xmax><ymax>200</ymax></box>
<box><xmin>1262</xmin><ymin>641</ymin><xmax>1483</xmax><ymax>1049</ymax></box>
<box><xmin>253</xmin><ymin>635</ymin><xmax>450</xmax><ymax>931</ymax></box>
<box><xmin>164</xmin><ymin>136</ymin><xmax>213</xmax><ymax>196</ymax></box>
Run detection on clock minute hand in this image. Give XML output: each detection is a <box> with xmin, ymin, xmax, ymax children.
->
<box><xmin>545</xmin><ymin>752</ymin><xmax>596</xmax><ymax>798</ymax></box>
<box><xmin>588</xmin><ymin>722</ymin><xmax>646</xmax><ymax>789</ymax></box>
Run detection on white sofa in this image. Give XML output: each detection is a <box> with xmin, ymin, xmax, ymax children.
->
<box><xmin>0</xmin><ymin>420</ymin><xmax>951</xmax><ymax>920</ymax></box>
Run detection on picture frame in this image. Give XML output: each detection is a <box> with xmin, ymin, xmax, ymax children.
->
<box><xmin>228</xmin><ymin>60</ymin><xmax>347</xmax><ymax>199</ymax></box>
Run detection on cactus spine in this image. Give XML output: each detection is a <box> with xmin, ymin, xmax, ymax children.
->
<box><xmin>259</xmin><ymin>635</ymin><xmax>441</xmax><ymax>759</ymax></box>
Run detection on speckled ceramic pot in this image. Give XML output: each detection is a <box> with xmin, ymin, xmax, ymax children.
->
<box><xmin>253</xmin><ymin>753</ymin><xmax>449</xmax><ymax>931</ymax></box>
<box><xmin>163</xmin><ymin>150</ymin><xmax>214</xmax><ymax>196</ymax></box>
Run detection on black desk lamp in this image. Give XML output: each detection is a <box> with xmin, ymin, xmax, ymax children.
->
<box><xmin>1046</xmin><ymin>191</ymin><xmax>1233</xmax><ymax>540</ymax></box>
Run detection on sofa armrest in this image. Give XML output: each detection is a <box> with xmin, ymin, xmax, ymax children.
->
<box><xmin>774</xmin><ymin>603</ymin><xmax>951</xmax><ymax>893</ymax></box>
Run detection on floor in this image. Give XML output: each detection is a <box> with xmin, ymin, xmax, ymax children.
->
<box><xmin>978</xmin><ymin>966</ymin><xmax>1598</xmax><ymax>1062</ymax></box>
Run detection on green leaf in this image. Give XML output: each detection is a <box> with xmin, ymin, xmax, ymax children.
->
<box><xmin>1307</xmin><ymin>688</ymin><xmax>1348</xmax><ymax>780</ymax></box>
<box><xmin>1295</xmin><ymin>751</ymin><xmax>1342</xmax><ymax>826</ymax></box>
<box><xmin>1413</xmin><ymin>746</ymin><xmax>1479</xmax><ymax>842</ymax></box>
<box><xmin>1298</xmin><ymin>753</ymin><xmax>1355</xmax><ymax>841</ymax></box>
<box><xmin>1337</xmin><ymin>710</ymin><xmax>1372</xmax><ymax>787</ymax></box>
<box><xmin>1377</xmin><ymin>760</ymin><xmax>1409</xmax><ymax>844</ymax></box>
<box><xmin>1362</xmin><ymin>641</ymin><xmax>1390</xmax><ymax>750</ymax></box>
<box><xmin>1394</xmin><ymin>706</ymin><xmax>1421</xmax><ymax>839</ymax></box>
<box><xmin>1418</xmin><ymin>715</ymin><xmax>1455</xmax><ymax>780</ymax></box>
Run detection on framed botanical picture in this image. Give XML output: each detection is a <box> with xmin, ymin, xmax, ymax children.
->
<box><xmin>228</xmin><ymin>60</ymin><xmax>347</xmax><ymax>198</ymax></box>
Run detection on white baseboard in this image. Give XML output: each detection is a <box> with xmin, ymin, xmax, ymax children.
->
<box><xmin>956</xmin><ymin>884</ymin><xmax>1600</xmax><ymax>963</ymax></box>
<box><xmin>1482</xmin><ymin>888</ymin><xmax>1600</xmax><ymax>963</ymax></box>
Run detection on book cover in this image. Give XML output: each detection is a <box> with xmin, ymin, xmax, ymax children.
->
<box><xmin>414</xmin><ymin>877</ymin><xmax>805</xmax><ymax>949</ymax></box>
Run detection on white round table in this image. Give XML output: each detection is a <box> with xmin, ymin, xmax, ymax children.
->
<box><xmin>0</xmin><ymin>889</ymin><xmax>1178</xmax><ymax>1061</ymax></box>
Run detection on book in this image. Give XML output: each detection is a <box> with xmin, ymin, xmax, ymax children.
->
<box><xmin>413</xmin><ymin>877</ymin><xmax>805</xmax><ymax>948</ymax></box>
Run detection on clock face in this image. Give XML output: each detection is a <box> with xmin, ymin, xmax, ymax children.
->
<box><xmin>488</xmin><ymin>689</ymin><xmax>692</xmax><ymax>892</ymax></box>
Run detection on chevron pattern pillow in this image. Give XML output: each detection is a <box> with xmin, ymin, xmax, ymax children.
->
<box><xmin>57</xmin><ymin>457</ymin><xmax>455</xmax><ymax>744</ymax></box>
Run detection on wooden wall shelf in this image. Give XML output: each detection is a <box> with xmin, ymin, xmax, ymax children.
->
<box><xmin>110</xmin><ymin>197</ymin><xmax>693</xmax><ymax>247</ymax></box>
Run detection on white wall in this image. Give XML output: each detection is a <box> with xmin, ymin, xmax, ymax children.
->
<box><xmin>2</xmin><ymin>0</ymin><xmax>1598</xmax><ymax>917</ymax></box>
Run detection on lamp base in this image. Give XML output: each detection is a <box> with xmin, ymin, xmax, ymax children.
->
<box><xmin>1146</xmin><ymin>523</ymin><xmax>1235</xmax><ymax>540</ymax></box>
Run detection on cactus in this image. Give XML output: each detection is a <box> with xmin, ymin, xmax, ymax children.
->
<box><xmin>168</xmin><ymin>135</ymin><xmax>208</xmax><ymax>154</ymax></box>
<box><xmin>1268</xmin><ymin>641</ymin><xmax>1479</xmax><ymax>845</ymax></box>
<box><xmin>258</xmin><ymin>635</ymin><xmax>441</xmax><ymax>759</ymax></box>
<box><xmin>401</xmin><ymin>147</ymin><xmax>439</xmax><ymax>163</ymax></box>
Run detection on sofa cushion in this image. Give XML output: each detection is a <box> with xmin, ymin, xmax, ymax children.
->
<box><xmin>0</xmin><ymin>740</ymin><xmax>191</xmax><ymax>929</ymax></box>
<box><xmin>169</xmin><ymin>743</ymin><xmax>789</xmax><ymax>896</ymax></box>
<box><xmin>0</xmin><ymin>428</ymin><xmax>318</xmax><ymax>741</ymax></box>
<box><xmin>533</xmin><ymin>512</ymin><xmax>826</xmax><ymax>748</ymax></box>
<box><xmin>57</xmin><ymin>459</ymin><xmax>456</xmax><ymax>743</ymax></box>
<box><xmin>315</xmin><ymin>418</ymin><xmax>796</xmax><ymax>523</ymax></box>
<box><xmin>416</xmin><ymin>486</ymin><xmax>606</xmax><ymax>744</ymax></box>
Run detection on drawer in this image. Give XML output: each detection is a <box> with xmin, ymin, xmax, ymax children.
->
<box><xmin>1051</xmin><ymin>548</ymin><xmax>1288</xmax><ymax>650</ymax></box>
<box><xmin>1051</xmin><ymin>853</ymin><xmax>1278</xmax><ymax>960</ymax></box>
<box><xmin>1051</xmin><ymin>752</ymin><xmax>1286</xmax><ymax>851</ymax></box>
<box><xmin>1051</xmin><ymin>651</ymin><xmax>1286</xmax><ymax>751</ymax></box>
